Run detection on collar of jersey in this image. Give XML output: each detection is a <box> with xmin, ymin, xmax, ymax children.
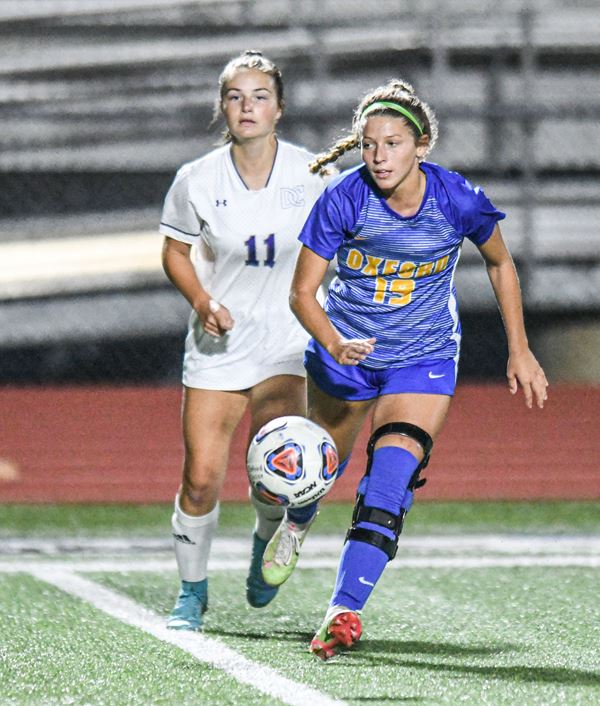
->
<box><xmin>366</xmin><ymin>163</ymin><xmax>431</xmax><ymax>221</ymax></box>
<box><xmin>228</xmin><ymin>139</ymin><xmax>279</xmax><ymax>192</ymax></box>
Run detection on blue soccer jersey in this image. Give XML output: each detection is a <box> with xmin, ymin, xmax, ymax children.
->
<box><xmin>299</xmin><ymin>161</ymin><xmax>505</xmax><ymax>368</ymax></box>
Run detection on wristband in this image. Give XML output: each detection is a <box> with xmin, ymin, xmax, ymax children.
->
<box><xmin>208</xmin><ymin>299</ymin><xmax>221</xmax><ymax>314</ymax></box>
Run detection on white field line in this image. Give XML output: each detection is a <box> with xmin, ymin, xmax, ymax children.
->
<box><xmin>29</xmin><ymin>567</ymin><xmax>348</xmax><ymax>706</ymax></box>
<box><xmin>4</xmin><ymin>554</ymin><xmax>600</xmax><ymax>575</ymax></box>
<box><xmin>3</xmin><ymin>535</ymin><xmax>600</xmax><ymax>575</ymax></box>
<box><xmin>5</xmin><ymin>533</ymin><xmax>600</xmax><ymax>557</ymax></box>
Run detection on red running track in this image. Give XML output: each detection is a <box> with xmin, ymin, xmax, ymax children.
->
<box><xmin>0</xmin><ymin>384</ymin><xmax>598</xmax><ymax>503</ymax></box>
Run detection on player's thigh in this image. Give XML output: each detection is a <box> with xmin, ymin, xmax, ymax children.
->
<box><xmin>307</xmin><ymin>375</ymin><xmax>373</xmax><ymax>461</ymax></box>
<box><xmin>182</xmin><ymin>386</ymin><xmax>248</xmax><ymax>482</ymax></box>
<box><xmin>247</xmin><ymin>374</ymin><xmax>306</xmax><ymax>441</ymax></box>
<box><xmin>371</xmin><ymin>393</ymin><xmax>451</xmax><ymax>458</ymax></box>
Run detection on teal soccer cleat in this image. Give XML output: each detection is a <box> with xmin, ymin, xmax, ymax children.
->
<box><xmin>246</xmin><ymin>532</ymin><xmax>279</xmax><ymax>608</ymax></box>
<box><xmin>167</xmin><ymin>579</ymin><xmax>208</xmax><ymax>631</ymax></box>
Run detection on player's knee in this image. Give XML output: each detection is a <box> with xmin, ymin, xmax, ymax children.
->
<box><xmin>181</xmin><ymin>476</ymin><xmax>218</xmax><ymax>511</ymax></box>
<box><xmin>366</xmin><ymin>422</ymin><xmax>433</xmax><ymax>498</ymax></box>
<box><xmin>367</xmin><ymin>422</ymin><xmax>433</xmax><ymax>469</ymax></box>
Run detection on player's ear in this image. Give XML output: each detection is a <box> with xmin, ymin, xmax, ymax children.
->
<box><xmin>416</xmin><ymin>134</ymin><xmax>429</xmax><ymax>159</ymax></box>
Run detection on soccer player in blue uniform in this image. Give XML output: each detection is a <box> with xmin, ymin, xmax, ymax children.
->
<box><xmin>262</xmin><ymin>78</ymin><xmax>549</xmax><ymax>658</ymax></box>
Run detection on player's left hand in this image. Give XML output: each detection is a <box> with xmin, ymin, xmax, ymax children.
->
<box><xmin>507</xmin><ymin>349</ymin><xmax>549</xmax><ymax>409</ymax></box>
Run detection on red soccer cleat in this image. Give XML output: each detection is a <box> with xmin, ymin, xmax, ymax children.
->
<box><xmin>309</xmin><ymin>609</ymin><xmax>362</xmax><ymax>660</ymax></box>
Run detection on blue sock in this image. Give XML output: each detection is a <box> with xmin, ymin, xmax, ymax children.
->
<box><xmin>287</xmin><ymin>456</ymin><xmax>350</xmax><ymax>524</ymax></box>
<box><xmin>331</xmin><ymin>446</ymin><xmax>419</xmax><ymax>611</ymax></box>
<box><xmin>287</xmin><ymin>503</ymin><xmax>317</xmax><ymax>524</ymax></box>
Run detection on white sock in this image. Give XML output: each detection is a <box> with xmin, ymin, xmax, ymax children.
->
<box><xmin>171</xmin><ymin>495</ymin><xmax>219</xmax><ymax>582</ymax></box>
<box><xmin>250</xmin><ymin>488</ymin><xmax>285</xmax><ymax>542</ymax></box>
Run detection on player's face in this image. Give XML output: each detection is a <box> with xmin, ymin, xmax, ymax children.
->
<box><xmin>361</xmin><ymin>116</ymin><xmax>428</xmax><ymax>195</ymax></box>
<box><xmin>221</xmin><ymin>68</ymin><xmax>282</xmax><ymax>143</ymax></box>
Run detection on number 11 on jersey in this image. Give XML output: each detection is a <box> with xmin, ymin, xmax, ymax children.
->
<box><xmin>245</xmin><ymin>234</ymin><xmax>276</xmax><ymax>268</ymax></box>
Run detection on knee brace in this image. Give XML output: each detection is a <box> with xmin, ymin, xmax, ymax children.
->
<box><xmin>346</xmin><ymin>422</ymin><xmax>434</xmax><ymax>561</ymax></box>
<box><xmin>367</xmin><ymin>421</ymin><xmax>433</xmax><ymax>488</ymax></box>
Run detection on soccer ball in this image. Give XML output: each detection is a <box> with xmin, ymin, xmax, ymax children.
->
<box><xmin>246</xmin><ymin>416</ymin><xmax>339</xmax><ymax>508</ymax></box>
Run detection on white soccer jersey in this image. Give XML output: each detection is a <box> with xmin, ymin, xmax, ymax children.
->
<box><xmin>159</xmin><ymin>140</ymin><xmax>326</xmax><ymax>390</ymax></box>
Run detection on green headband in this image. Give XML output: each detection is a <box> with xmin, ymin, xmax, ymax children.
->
<box><xmin>361</xmin><ymin>100</ymin><xmax>424</xmax><ymax>135</ymax></box>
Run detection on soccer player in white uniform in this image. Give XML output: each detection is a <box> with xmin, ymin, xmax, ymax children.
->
<box><xmin>159</xmin><ymin>51</ymin><xmax>327</xmax><ymax>631</ymax></box>
<box><xmin>263</xmin><ymin>78</ymin><xmax>549</xmax><ymax>658</ymax></box>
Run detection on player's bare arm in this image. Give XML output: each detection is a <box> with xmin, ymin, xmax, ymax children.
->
<box><xmin>161</xmin><ymin>236</ymin><xmax>233</xmax><ymax>337</ymax></box>
<box><xmin>478</xmin><ymin>226</ymin><xmax>548</xmax><ymax>409</ymax></box>
<box><xmin>290</xmin><ymin>245</ymin><xmax>375</xmax><ymax>365</ymax></box>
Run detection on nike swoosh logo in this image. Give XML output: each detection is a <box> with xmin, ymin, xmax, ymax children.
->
<box><xmin>358</xmin><ymin>576</ymin><xmax>375</xmax><ymax>586</ymax></box>
<box><xmin>428</xmin><ymin>372</ymin><xmax>445</xmax><ymax>379</ymax></box>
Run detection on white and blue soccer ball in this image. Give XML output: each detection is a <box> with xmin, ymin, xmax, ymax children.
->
<box><xmin>246</xmin><ymin>415</ymin><xmax>339</xmax><ymax>508</ymax></box>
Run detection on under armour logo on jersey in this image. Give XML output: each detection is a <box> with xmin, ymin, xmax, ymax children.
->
<box><xmin>216</xmin><ymin>199</ymin><xmax>227</xmax><ymax>207</ymax></box>
<box><xmin>280</xmin><ymin>185</ymin><xmax>305</xmax><ymax>208</ymax></box>
<box><xmin>172</xmin><ymin>533</ymin><xmax>195</xmax><ymax>545</ymax></box>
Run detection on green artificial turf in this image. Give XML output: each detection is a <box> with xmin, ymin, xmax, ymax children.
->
<box><xmin>0</xmin><ymin>573</ymin><xmax>284</xmax><ymax>706</ymax></box>
<box><xmin>2</xmin><ymin>501</ymin><xmax>599</xmax><ymax>705</ymax></box>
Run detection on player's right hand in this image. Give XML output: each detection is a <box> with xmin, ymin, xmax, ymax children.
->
<box><xmin>328</xmin><ymin>337</ymin><xmax>376</xmax><ymax>366</ymax></box>
<box><xmin>201</xmin><ymin>300</ymin><xmax>234</xmax><ymax>337</ymax></box>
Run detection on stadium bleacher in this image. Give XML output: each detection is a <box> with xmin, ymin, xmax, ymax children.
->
<box><xmin>1</xmin><ymin>0</ymin><xmax>599</xmax><ymax>173</ymax></box>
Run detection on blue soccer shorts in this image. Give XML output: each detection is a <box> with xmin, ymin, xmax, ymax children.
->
<box><xmin>304</xmin><ymin>340</ymin><xmax>457</xmax><ymax>401</ymax></box>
